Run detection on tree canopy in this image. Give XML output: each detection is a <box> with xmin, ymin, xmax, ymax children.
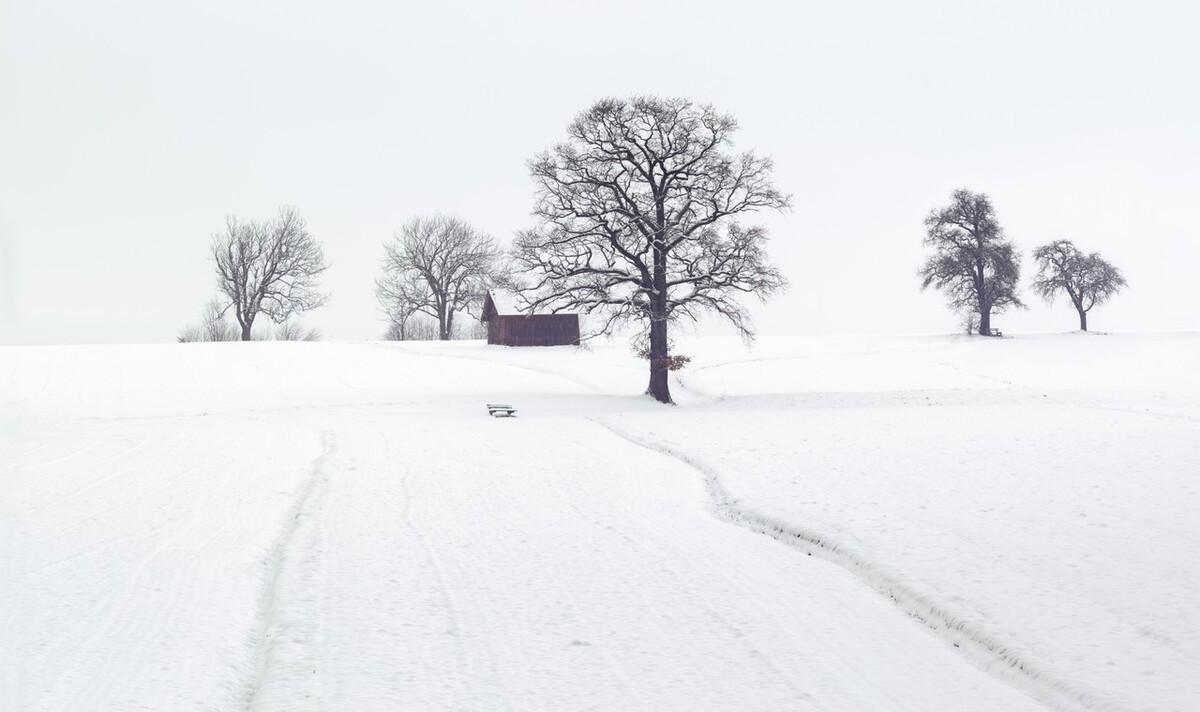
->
<box><xmin>1032</xmin><ymin>239</ymin><xmax>1126</xmax><ymax>331</ymax></box>
<box><xmin>212</xmin><ymin>207</ymin><xmax>328</xmax><ymax>341</ymax></box>
<box><xmin>377</xmin><ymin>216</ymin><xmax>500</xmax><ymax>341</ymax></box>
<box><xmin>513</xmin><ymin>96</ymin><xmax>790</xmax><ymax>402</ymax></box>
<box><xmin>920</xmin><ymin>189</ymin><xmax>1022</xmax><ymax>336</ymax></box>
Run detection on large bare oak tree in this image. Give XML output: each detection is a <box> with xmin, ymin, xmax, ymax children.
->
<box><xmin>920</xmin><ymin>189</ymin><xmax>1023</xmax><ymax>336</ymax></box>
<box><xmin>212</xmin><ymin>206</ymin><xmax>329</xmax><ymax>341</ymax></box>
<box><xmin>376</xmin><ymin>216</ymin><xmax>500</xmax><ymax>341</ymax></box>
<box><xmin>1032</xmin><ymin>239</ymin><xmax>1126</xmax><ymax>331</ymax></box>
<box><xmin>513</xmin><ymin>96</ymin><xmax>789</xmax><ymax>403</ymax></box>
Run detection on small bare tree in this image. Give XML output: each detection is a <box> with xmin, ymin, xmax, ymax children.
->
<box><xmin>960</xmin><ymin>309</ymin><xmax>980</xmax><ymax>336</ymax></box>
<box><xmin>920</xmin><ymin>189</ymin><xmax>1023</xmax><ymax>336</ymax></box>
<box><xmin>212</xmin><ymin>207</ymin><xmax>329</xmax><ymax>341</ymax></box>
<box><xmin>376</xmin><ymin>269</ymin><xmax>431</xmax><ymax>341</ymax></box>
<box><xmin>376</xmin><ymin>216</ymin><xmax>499</xmax><ymax>341</ymax></box>
<box><xmin>513</xmin><ymin>96</ymin><xmax>790</xmax><ymax>403</ymax></box>
<box><xmin>1032</xmin><ymin>240</ymin><xmax>1126</xmax><ymax>331</ymax></box>
<box><xmin>177</xmin><ymin>297</ymin><xmax>239</xmax><ymax>342</ymax></box>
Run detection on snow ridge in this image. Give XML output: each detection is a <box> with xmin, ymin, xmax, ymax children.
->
<box><xmin>243</xmin><ymin>430</ymin><xmax>335</xmax><ymax>712</ymax></box>
<box><xmin>592</xmin><ymin>418</ymin><xmax>1121</xmax><ymax>712</ymax></box>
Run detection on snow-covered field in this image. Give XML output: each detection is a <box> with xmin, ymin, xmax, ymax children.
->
<box><xmin>2</xmin><ymin>333</ymin><xmax>1197</xmax><ymax>711</ymax></box>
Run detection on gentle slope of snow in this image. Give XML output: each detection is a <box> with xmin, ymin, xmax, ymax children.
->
<box><xmin>2</xmin><ymin>333</ymin><xmax>1196</xmax><ymax>711</ymax></box>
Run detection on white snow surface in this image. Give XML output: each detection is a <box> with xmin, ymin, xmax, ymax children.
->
<box><xmin>2</xmin><ymin>333</ymin><xmax>1197</xmax><ymax>711</ymax></box>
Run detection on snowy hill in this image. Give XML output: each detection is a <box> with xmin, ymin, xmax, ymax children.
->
<box><xmin>2</xmin><ymin>334</ymin><xmax>1197</xmax><ymax>711</ymax></box>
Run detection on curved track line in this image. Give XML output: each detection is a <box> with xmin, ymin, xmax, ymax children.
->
<box><xmin>591</xmin><ymin>417</ymin><xmax>1121</xmax><ymax>712</ymax></box>
<box><xmin>243</xmin><ymin>430</ymin><xmax>335</xmax><ymax>711</ymax></box>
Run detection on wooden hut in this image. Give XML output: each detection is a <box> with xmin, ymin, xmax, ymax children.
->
<box><xmin>481</xmin><ymin>291</ymin><xmax>580</xmax><ymax>346</ymax></box>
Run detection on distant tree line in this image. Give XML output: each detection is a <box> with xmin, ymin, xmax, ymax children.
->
<box><xmin>180</xmin><ymin>96</ymin><xmax>790</xmax><ymax>405</ymax></box>
<box><xmin>920</xmin><ymin>189</ymin><xmax>1126</xmax><ymax>335</ymax></box>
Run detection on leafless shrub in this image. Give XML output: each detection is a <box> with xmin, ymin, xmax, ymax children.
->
<box><xmin>961</xmin><ymin>309</ymin><xmax>979</xmax><ymax>335</ymax></box>
<box><xmin>383</xmin><ymin>315</ymin><xmax>439</xmax><ymax>341</ymax></box>
<box><xmin>177</xmin><ymin>298</ymin><xmax>239</xmax><ymax>342</ymax></box>
<box><xmin>273</xmin><ymin>321</ymin><xmax>322</xmax><ymax>341</ymax></box>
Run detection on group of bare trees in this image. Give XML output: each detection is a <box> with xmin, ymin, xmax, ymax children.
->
<box><xmin>183</xmin><ymin>206</ymin><xmax>503</xmax><ymax>344</ymax></box>
<box><xmin>177</xmin><ymin>96</ymin><xmax>1127</xmax><ymax>407</ymax></box>
<box><xmin>174</xmin><ymin>97</ymin><xmax>792</xmax><ymax>403</ymax></box>
<box><xmin>920</xmin><ymin>190</ymin><xmax>1126</xmax><ymax>335</ymax></box>
<box><xmin>374</xmin><ymin>97</ymin><xmax>791</xmax><ymax>403</ymax></box>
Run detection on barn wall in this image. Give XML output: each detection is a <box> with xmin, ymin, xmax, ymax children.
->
<box><xmin>489</xmin><ymin>315</ymin><xmax>579</xmax><ymax>346</ymax></box>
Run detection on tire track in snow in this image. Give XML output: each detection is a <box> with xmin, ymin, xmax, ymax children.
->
<box><xmin>243</xmin><ymin>430</ymin><xmax>335</xmax><ymax>712</ymax></box>
<box><xmin>591</xmin><ymin>417</ymin><xmax>1122</xmax><ymax>712</ymax></box>
<box><xmin>388</xmin><ymin>433</ymin><xmax>477</xmax><ymax>703</ymax></box>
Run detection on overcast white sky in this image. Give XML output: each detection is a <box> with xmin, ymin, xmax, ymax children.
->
<box><xmin>2</xmin><ymin>0</ymin><xmax>1197</xmax><ymax>345</ymax></box>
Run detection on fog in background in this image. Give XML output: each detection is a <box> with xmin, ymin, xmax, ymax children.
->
<box><xmin>3</xmin><ymin>0</ymin><xmax>1197</xmax><ymax>345</ymax></box>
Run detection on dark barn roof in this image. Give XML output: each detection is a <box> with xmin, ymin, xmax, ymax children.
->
<box><xmin>481</xmin><ymin>291</ymin><xmax>580</xmax><ymax>347</ymax></box>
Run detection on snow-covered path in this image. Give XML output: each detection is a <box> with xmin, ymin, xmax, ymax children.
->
<box><xmin>240</xmin><ymin>406</ymin><xmax>1041</xmax><ymax>711</ymax></box>
<box><xmin>3</xmin><ymin>336</ymin><xmax>1196</xmax><ymax>711</ymax></box>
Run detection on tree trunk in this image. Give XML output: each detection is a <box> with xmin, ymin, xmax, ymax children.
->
<box><xmin>646</xmin><ymin>244</ymin><xmax>672</xmax><ymax>404</ymax></box>
<box><xmin>437</xmin><ymin>302</ymin><xmax>450</xmax><ymax>340</ymax></box>
<box><xmin>647</xmin><ymin>314</ymin><xmax>671</xmax><ymax>403</ymax></box>
<box><xmin>978</xmin><ymin>307</ymin><xmax>991</xmax><ymax>337</ymax></box>
<box><xmin>1079</xmin><ymin>309</ymin><xmax>1088</xmax><ymax>332</ymax></box>
<box><xmin>240</xmin><ymin>320</ymin><xmax>253</xmax><ymax>341</ymax></box>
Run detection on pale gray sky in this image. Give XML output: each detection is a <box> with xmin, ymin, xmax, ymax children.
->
<box><xmin>2</xmin><ymin>0</ymin><xmax>1197</xmax><ymax>344</ymax></box>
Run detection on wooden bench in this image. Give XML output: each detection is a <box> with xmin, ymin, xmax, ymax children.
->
<box><xmin>486</xmin><ymin>403</ymin><xmax>517</xmax><ymax>417</ymax></box>
<box><xmin>989</xmin><ymin>328</ymin><xmax>1003</xmax><ymax>337</ymax></box>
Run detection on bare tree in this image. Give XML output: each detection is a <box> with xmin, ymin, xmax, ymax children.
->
<box><xmin>212</xmin><ymin>207</ymin><xmax>329</xmax><ymax>341</ymax></box>
<box><xmin>512</xmin><ymin>96</ymin><xmax>790</xmax><ymax>404</ymax></box>
<box><xmin>1032</xmin><ymin>240</ymin><xmax>1126</xmax><ymax>331</ymax></box>
<box><xmin>920</xmin><ymin>189</ymin><xmax>1023</xmax><ymax>336</ymax></box>
<box><xmin>960</xmin><ymin>309</ymin><xmax>980</xmax><ymax>336</ymax></box>
<box><xmin>177</xmin><ymin>297</ymin><xmax>238</xmax><ymax>342</ymax></box>
<box><xmin>376</xmin><ymin>269</ymin><xmax>432</xmax><ymax>341</ymax></box>
<box><xmin>376</xmin><ymin>216</ymin><xmax>499</xmax><ymax>341</ymax></box>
